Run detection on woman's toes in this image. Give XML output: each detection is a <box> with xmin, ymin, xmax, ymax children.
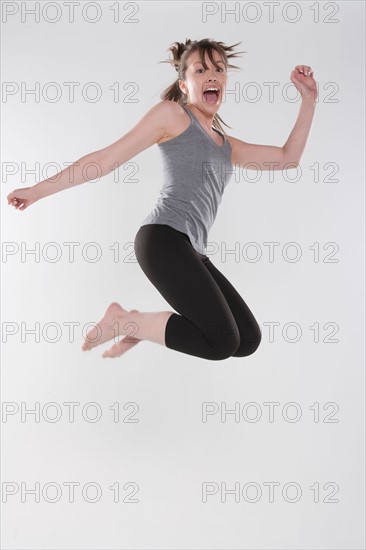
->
<box><xmin>102</xmin><ymin>343</ymin><xmax>119</xmax><ymax>358</ymax></box>
<box><xmin>102</xmin><ymin>335</ymin><xmax>141</xmax><ymax>358</ymax></box>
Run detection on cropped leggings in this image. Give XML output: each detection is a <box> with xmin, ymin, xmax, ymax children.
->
<box><xmin>134</xmin><ymin>224</ymin><xmax>262</xmax><ymax>361</ymax></box>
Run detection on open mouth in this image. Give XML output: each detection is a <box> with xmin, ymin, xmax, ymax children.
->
<box><xmin>203</xmin><ymin>88</ymin><xmax>220</xmax><ymax>104</ymax></box>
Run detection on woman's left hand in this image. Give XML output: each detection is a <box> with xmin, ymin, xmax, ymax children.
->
<box><xmin>290</xmin><ymin>65</ymin><xmax>318</xmax><ymax>102</ymax></box>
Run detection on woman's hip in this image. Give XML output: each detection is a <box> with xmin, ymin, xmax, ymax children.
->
<box><xmin>134</xmin><ymin>223</ymin><xmax>192</xmax><ymax>261</ymax></box>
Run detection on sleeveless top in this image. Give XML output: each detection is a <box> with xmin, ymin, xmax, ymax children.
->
<box><xmin>140</xmin><ymin>103</ymin><xmax>234</xmax><ymax>255</ymax></box>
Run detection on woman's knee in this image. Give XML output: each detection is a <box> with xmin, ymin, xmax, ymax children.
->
<box><xmin>203</xmin><ymin>321</ymin><xmax>241</xmax><ymax>361</ymax></box>
<box><xmin>232</xmin><ymin>324</ymin><xmax>262</xmax><ymax>358</ymax></box>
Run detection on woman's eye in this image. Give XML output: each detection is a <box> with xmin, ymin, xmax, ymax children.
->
<box><xmin>196</xmin><ymin>67</ymin><xmax>225</xmax><ymax>73</ymax></box>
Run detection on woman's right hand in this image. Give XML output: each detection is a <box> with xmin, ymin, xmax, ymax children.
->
<box><xmin>7</xmin><ymin>187</ymin><xmax>40</xmax><ymax>211</ymax></box>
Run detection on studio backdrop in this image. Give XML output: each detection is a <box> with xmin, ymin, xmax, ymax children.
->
<box><xmin>1</xmin><ymin>1</ymin><xmax>365</xmax><ymax>549</ymax></box>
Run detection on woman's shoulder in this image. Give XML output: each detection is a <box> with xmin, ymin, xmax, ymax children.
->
<box><xmin>155</xmin><ymin>101</ymin><xmax>191</xmax><ymax>146</ymax></box>
<box><xmin>154</xmin><ymin>99</ymin><xmax>186</xmax><ymax>118</ymax></box>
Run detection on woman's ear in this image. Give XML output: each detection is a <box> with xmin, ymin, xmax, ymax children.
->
<box><xmin>178</xmin><ymin>79</ymin><xmax>187</xmax><ymax>95</ymax></box>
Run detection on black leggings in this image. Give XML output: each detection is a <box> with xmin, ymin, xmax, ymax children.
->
<box><xmin>134</xmin><ymin>224</ymin><xmax>262</xmax><ymax>361</ymax></box>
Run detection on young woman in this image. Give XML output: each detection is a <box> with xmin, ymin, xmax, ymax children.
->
<box><xmin>7</xmin><ymin>38</ymin><xmax>317</xmax><ymax>361</ymax></box>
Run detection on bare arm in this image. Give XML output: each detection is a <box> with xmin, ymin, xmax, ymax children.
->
<box><xmin>227</xmin><ymin>96</ymin><xmax>316</xmax><ymax>171</ymax></box>
<box><xmin>227</xmin><ymin>135</ymin><xmax>289</xmax><ymax>171</ymax></box>
<box><xmin>282</xmin><ymin>97</ymin><xmax>316</xmax><ymax>164</ymax></box>
<box><xmin>227</xmin><ymin>65</ymin><xmax>317</xmax><ymax>171</ymax></box>
<box><xmin>21</xmin><ymin>101</ymin><xmax>171</xmax><ymax>202</ymax></box>
<box><xmin>32</xmin><ymin>150</ymin><xmax>108</xmax><ymax>200</ymax></box>
<box><xmin>34</xmin><ymin>101</ymin><xmax>170</xmax><ymax>200</ymax></box>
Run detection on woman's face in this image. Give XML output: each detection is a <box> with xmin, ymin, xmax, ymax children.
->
<box><xmin>179</xmin><ymin>49</ymin><xmax>227</xmax><ymax>112</ymax></box>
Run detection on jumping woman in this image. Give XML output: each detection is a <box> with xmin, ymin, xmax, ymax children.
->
<box><xmin>7</xmin><ymin>38</ymin><xmax>317</xmax><ymax>361</ymax></box>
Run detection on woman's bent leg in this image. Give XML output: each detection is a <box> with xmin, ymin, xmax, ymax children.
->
<box><xmin>200</xmin><ymin>257</ymin><xmax>262</xmax><ymax>357</ymax></box>
<box><xmin>134</xmin><ymin>224</ymin><xmax>240</xmax><ymax>361</ymax></box>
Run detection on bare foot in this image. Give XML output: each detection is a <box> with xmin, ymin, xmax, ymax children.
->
<box><xmin>102</xmin><ymin>309</ymin><xmax>142</xmax><ymax>358</ymax></box>
<box><xmin>81</xmin><ymin>302</ymin><xmax>141</xmax><ymax>352</ymax></box>
<box><xmin>102</xmin><ymin>334</ymin><xmax>141</xmax><ymax>358</ymax></box>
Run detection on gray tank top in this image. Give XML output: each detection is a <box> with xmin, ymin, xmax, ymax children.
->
<box><xmin>140</xmin><ymin>103</ymin><xmax>234</xmax><ymax>255</ymax></box>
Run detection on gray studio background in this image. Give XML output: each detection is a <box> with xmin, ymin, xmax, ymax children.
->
<box><xmin>1</xmin><ymin>1</ymin><xmax>364</xmax><ymax>549</ymax></box>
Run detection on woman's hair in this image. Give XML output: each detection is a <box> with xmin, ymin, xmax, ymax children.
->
<box><xmin>159</xmin><ymin>38</ymin><xmax>246</xmax><ymax>134</ymax></box>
